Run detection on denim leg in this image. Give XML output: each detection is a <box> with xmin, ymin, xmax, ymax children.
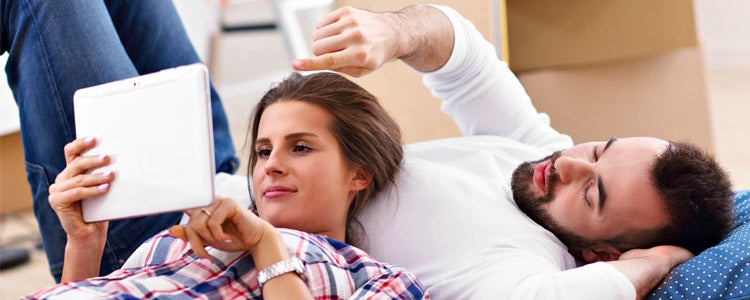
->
<box><xmin>0</xmin><ymin>0</ymin><xmax>224</xmax><ymax>282</ymax></box>
<box><xmin>104</xmin><ymin>0</ymin><xmax>238</xmax><ymax>174</ymax></box>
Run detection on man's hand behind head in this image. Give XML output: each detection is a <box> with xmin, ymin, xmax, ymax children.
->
<box><xmin>610</xmin><ymin>245</ymin><xmax>694</xmax><ymax>299</ymax></box>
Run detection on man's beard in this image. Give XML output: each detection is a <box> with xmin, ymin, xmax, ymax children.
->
<box><xmin>510</xmin><ymin>151</ymin><xmax>594</xmax><ymax>256</ymax></box>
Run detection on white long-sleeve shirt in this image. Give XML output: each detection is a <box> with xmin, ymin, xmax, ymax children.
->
<box><xmin>357</xmin><ymin>5</ymin><xmax>636</xmax><ymax>299</ymax></box>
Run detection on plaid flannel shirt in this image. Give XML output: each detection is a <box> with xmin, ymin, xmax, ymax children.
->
<box><xmin>26</xmin><ymin>229</ymin><xmax>428</xmax><ymax>299</ymax></box>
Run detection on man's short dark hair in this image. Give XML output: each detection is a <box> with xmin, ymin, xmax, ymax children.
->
<box><xmin>640</xmin><ymin>141</ymin><xmax>735</xmax><ymax>254</ymax></box>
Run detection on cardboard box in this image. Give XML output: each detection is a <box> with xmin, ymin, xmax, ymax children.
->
<box><xmin>506</xmin><ymin>0</ymin><xmax>698</xmax><ymax>72</ymax></box>
<box><xmin>1</xmin><ymin>132</ymin><xmax>33</xmax><ymax>213</ymax></box>
<box><xmin>518</xmin><ymin>47</ymin><xmax>714</xmax><ymax>152</ymax></box>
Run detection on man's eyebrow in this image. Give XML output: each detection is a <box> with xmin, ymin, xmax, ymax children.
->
<box><xmin>598</xmin><ymin>177</ymin><xmax>608</xmax><ymax>214</ymax></box>
<box><xmin>598</xmin><ymin>137</ymin><xmax>617</xmax><ymax>212</ymax></box>
<box><xmin>601</xmin><ymin>136</ymin><xmax>618</xmax><ymax>156</ymax></box>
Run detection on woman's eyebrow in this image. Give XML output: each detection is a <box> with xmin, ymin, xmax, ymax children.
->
<box><xmin>255</xmin><ymin>132</ymin><xmax>318</xmax><ymax>144</ymax></box>
<box><xmin>284</xmin><ymin>132</ymin><xmax>318</xmax><ymax>140</ymax></box>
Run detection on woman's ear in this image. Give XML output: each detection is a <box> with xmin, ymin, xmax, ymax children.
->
<box><xmin>580</xmin><ymin>246</ymin><xmax>623</xmax><ymax>263</ymax></box>
<box><xmin>349</xmin><ymin>168</ymin><xmax>372</xmax><ymax>192</ymax></box>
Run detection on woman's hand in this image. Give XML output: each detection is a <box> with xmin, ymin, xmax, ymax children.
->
<box><xmin>48</xmin><ymin>137</ymin><xmax>113</xmax><ymax>244</ymax></box>
<box><xmin>48</xmin><ymin>137</ymin><xmax>114</xmax><ymax>281</ymax></box>
<box><xmin>174</xmin><ymin>197</ymin><xmax>276</xmax><ymax>259</ymax></box>
<box><xmin>175</xmin><ymin>198</ymin><xmax>311</xmax><ymax>298</ymax></box>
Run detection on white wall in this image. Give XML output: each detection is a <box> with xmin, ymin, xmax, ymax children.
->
<box><xmin>172</xmin><ymin>0</ymin><xmax>221</xmax><ymax>63</ymax></box>
<box><xmin>0</xmin><ymin>53</ymin><xmax>20</xmax><ymax>135</ymax></box>
<box><xmin>694</xmin><ymin>0</ymin><xmax>750</xmax><ymax>68</ymax></box>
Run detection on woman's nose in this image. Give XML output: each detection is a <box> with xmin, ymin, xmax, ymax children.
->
<box><xmin>263</xmin><ymin>152</ymin><xmax>286</xmax><ymax>176</ymax></box>
<box><xmin>554</xmin><ymin>156</ymin><xmax>595</xmax><ymax>184</ymax></box>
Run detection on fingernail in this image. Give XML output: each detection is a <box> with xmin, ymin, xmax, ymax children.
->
<box><xmin>102</xmin><ymin>171</ymin><xmax>112</xmax><ymax>178</ymax></box>
<box><xmin>98</xmin><ymin>183</ymin><xmax>109</xmax><ymax>190</ymax></box>
<box><xmin>98</xmin><ymin>154</ymin><xmax>108</xmax><ymax>161</ymax></box>
<box><xmin>84</xmin><ymin>137</ymin><xmax>94</xmax><ymax>144</ymax></box>
<box><xmin>223</xmin><ymin>239</ymin><xmax>232</xmax><ymax>243</ymax></box>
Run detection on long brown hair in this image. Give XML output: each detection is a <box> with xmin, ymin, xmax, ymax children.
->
<box><xmin>247</xmin><ymin>72</ymin><xmax>403</xmax><ymax>245</ymax></box>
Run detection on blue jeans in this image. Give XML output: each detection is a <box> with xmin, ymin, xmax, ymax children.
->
<box><xmin>0</xmin><ymin>0</ymin><xmax>239</xmax><ymax>282</ymax></box>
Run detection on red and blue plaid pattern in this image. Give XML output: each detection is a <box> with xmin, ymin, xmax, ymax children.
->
<box><xmin>26</xmin><ymin>229</ymin><xmax>428</xmax><ymax>299</ymax></box>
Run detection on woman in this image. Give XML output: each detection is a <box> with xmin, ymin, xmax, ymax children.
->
<box><xmin>28</xmin><ymin>72</ymin><xmax>427</xmax><ymax>299</ymax></box>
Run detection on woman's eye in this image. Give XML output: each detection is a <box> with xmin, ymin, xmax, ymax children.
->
<box><xmin>256</xmin><ymin>148</ymin><xmax>271</xmax><ymax>158</ymax></box>
<box><xmin>293</xmin><ymin>144</ymin><xmax>311</xmax><ymax>153</ymax></box>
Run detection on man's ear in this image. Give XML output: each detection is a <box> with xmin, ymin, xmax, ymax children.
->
<box><xmin>581</xmin><ymin>246</ymin><xmax>623</xmax><ymax>263</ymax></box>
<box><xmin>349</xmin><ymin>168</ymin><xmax>372</xmax><ymax>192</ymax></box>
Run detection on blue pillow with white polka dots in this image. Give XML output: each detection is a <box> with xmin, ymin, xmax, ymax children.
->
<box><xmin>649</xmin><ymin>190</ymin><xmax>750</xmax><ymax>300</ymax></box>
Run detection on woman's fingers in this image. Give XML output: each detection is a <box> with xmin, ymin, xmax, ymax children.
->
<box><xmin>58</xmin><ymin>137</ymin><xmax>111</xmax><ymax>184</ymax></box>
<box><xmin>184</xmin><ymin>225</ymin><xmax>210</xmax><ymax>259</ymax></box>
<box><xmin>183</xmin><ymin>207</ymin><xmax>221</xmax><ymax>251</ymax></box>
<box><xmin>48</xmin><ymin>182</ymin><xmax>111</xmax><ymax>210</ymax></box>
<box><xmin>206</xmin><ymin>198</ymin><xmax>237</xmax><ymax>242</ymax></box>
<box><xmin>50</xmin><ymin>170</ymin><xmax>114</xmax><ymax>195</ymax></box>
<box><xmin>186</xmin><ymin>199</ymin><xmax>233</xmax><ymax>242</ymax></box>
<box><xmin>63</xmin><ymin>137</ymin><xmax>96</xmax><ymax>164</ymax></box>
<box><xmin>179</xmin><ymin>198</ymin><xmax>249</xmax><ymax>258</ymax></box>
<box><xmin>169</xmin><ymin>225</ymin><xmax>187</xmax><ymax>241</ymax></box>
<box><xmin>55</xmin><ymin>153</ymin><xmax>111</xmax><ymax>184</ymax></box>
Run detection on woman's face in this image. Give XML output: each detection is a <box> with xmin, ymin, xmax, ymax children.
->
<box><xmin>252</xmin><ymin>100</ymin><xmax>367</xmax><ymax>241</ymax></box>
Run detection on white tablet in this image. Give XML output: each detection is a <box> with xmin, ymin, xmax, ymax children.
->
<box><xmin>73</xmin><ymin>63</ymin><xmax>215</xmax><ymax>222</ymax></box>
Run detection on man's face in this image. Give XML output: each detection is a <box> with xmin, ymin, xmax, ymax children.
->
<box><xmin>512</xmin><ymin>137</ymin><xmax>671</xmax><ymax>259</ymax></box>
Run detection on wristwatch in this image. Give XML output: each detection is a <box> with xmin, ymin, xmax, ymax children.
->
<box><xmin>257</xmin><ymin>257</ymin><xmax>307</xmax><ymax>288</ymax></box>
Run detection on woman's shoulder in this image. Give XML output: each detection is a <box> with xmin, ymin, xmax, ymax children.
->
<box><xmin>277</xmin><ymin>229</ymin><xmax>428</xmax><ymax>298</ymax></box>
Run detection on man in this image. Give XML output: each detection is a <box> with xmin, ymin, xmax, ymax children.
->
<box><xmin>294</xmin><ymin>4</ymin><xmax>734</xmax><ymax>299</ymax></box>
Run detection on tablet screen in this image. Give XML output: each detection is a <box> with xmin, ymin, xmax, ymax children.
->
<box><xmin>73</xmin><ymin>64</ymin><xmax>215</xmax><ymax>222</ymax></box>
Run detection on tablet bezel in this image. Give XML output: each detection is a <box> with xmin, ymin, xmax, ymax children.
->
<box><xmin>73</xmin><ymin>63</ymin><xmax>215</xmax><ymax>222</ymax></box>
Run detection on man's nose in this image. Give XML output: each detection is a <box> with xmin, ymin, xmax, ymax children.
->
<box><xmin>554</xmin><ymin>156</ymin><xmax>595</xmax><ymax>184</ymax></box>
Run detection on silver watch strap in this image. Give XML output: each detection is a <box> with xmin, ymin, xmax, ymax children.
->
<box><xmin>257</xmin><ymin>257</ymin><xmax>307</xmax><ymax>288</ymax></box>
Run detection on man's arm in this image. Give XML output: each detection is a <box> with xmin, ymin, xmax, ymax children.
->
<box><xmin>297</xmin><ymin>3</ymin><xmax>573</xmax><ymax>151</ymax></box>
<box><xmin>607</xmin><ymin>246</ymin><xmax>694</xmax><ymax>299</ymax></box>
<box><xmin>484</xmin><ymin>247</ymin><xmax>689</xmax><ymax>299</ymax></box>
<box><xmin>293</xmin><ymin>5</ymin><xmax>452</xmax><ymax>76</ymax></box>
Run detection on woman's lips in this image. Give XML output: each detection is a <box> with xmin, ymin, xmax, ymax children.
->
<box><xmin>533</xmin><ymin>161</ymin><xmax>549</xmax><ymax>193</ymax></box>
<box><xmin>263</xmin><ymin>186</ymin><xmax>296</xmax><ymax>199</ymax></box>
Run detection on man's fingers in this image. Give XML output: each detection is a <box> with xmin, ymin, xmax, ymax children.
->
<box><xmin>314</xmin><ymin>6</ymin><xmax>350</xmax><ymax>29</ymax></box>
<box><xmin>293</xmin><ymin>54</ymin><xmax>337</xmax><ymax>72</ymax></box>
<box><xmin>293</xmin><ymin>50</ymin><xmax>372</xmax><ymax>76</ymax></box>
<box><xmin>310</xmin><ymin>33</ymin><xmax>347</xmax><ymax>57</ymax></box>
<box><xmin>292</xmin><ymin>57</ymin><xmax>372</xmax><ymax>77</ymax></box>
<box><xmin>311</xmin><ymin>9</ymin><xmax>352</xmax><ymax>44</ymax></box>
<box><xmin>333</xmin><ymin>67</ymin><xmax>371</xmax><ymax>78</ymax></box>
